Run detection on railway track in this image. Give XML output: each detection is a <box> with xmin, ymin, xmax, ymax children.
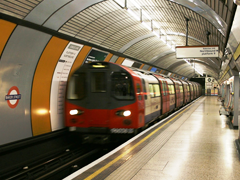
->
<box><xmin>0</xmin><ymin>129</ymin><xmax>128</xmax><ymax>180</ymax></box>
<box><xmin>4</xmin><ymin>145</ymin><xmax>101</xmax><ymax>180</ymax></box>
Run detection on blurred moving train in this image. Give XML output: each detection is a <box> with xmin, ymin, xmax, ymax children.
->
<box><xmin>65</xmin><ymin>62</ymin><xmax>202</xmax><ymax>143</ymax></box>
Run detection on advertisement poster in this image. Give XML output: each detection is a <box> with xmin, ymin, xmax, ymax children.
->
<box><xmin>50</xmin><ymin>42</ymin><xmax>83</xmax><ymax>131</ymax></box>
<box><xmin>84</xmin><ymin>48</ymin><xmax>108</xmax><ymax>63</ymax></box>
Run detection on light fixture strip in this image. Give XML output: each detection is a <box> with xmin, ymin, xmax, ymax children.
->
<box><xmin>114</xmin><ymin>0</ymin><xmax>177</xmax><ymax>52</ymax></box>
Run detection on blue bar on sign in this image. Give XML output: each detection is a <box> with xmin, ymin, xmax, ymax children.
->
<box><xmin>5</xmin><ymin>94</ymin><xmax>21</xmax><ymax>100</ymax></box>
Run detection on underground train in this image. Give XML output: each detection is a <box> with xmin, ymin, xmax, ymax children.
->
<box><xmin>65</xmin><ymin>62</ymin><xmax>202</xmax><ymax>142</ymax></box>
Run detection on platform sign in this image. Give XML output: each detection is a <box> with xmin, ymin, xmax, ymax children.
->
<box><xmin>5</xmin><ymin>86</ymin><xmax>21</xmax><ymax>108</ymax></box>
<box><xmin>150</xmin><ymin>67</ymin><xmax>157</xmax><ymax>72</ymax></box>
<box><xmin>122</xmin><ymin>58</ymin><xmax>134</xmax><ymax>67</ymax></box>
<box><xmin>84</xmin><ymin>49</ymin><xmax>108</xmax><ymax>63</ymax></box>
<box><xmin>50</xmin><ymin>42</ymin><xmax>83</xmax><ymax>131</ymax></box>
<box><xmin>176</xmin><ymin>45</ymin><xmax>219</xmax><ymax>58</ymax></box>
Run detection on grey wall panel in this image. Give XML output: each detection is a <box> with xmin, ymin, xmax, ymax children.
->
<box><xmin>0</xmin><ymin>26</ymin><xmax>51</xmax><ymax>145</ymax></box>
<box><xmin>43</xmin><ymin>0</ymin><xmax>103</xmax><ymax>30</ymax></box>
<box><xmin>24</xmin><ymin>0</ymin><xmax>71</xmax><ymax>25</ymax></box>
<box><xmin>142</xmin><ymin>65</ymin><xmax>150</xmax><ymax>70</ymax></box>
<box><xmin>109</xmin><ymin>55</ymin><xmax>118</xmax><ymax>63</ymax></box>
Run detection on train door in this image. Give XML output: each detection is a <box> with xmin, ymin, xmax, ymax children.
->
<box><xmin>149</xmin><ymin>82</ymin><xmax>161</xmax><ymax>119</ymax></box>
<box><xmin>135</xmin><ymin>72</ymin><xmax>152</xmax><ymax>123</ymax></box>
<box><xmin>192</xmin><ymin>82</ymin><xmax>197</xmax><ymax>99</ymax></box>
<box><xmin>140</xmin><ymin>76</ymin><xmax>150</xmax><ymax>123</ymax></box>
<box><xmin>189</xmin><ymin>83</ymin><xmax>194</xmax><ymax>101</ymax></box>
<box><xmin>170</xmin><ymin>78</ymin><xmax>180</xmax><ymax>109</ymax></box>
<box><xmin>184</xmin><ymin>82</ymin><xmax>190</xmax><ymax>103</ymax></box>
<box><xmin>145</xmin><ymin>75</ymin><xmax>161</xmax><ymax>123</ymax></box>
<box><xmin>161</xmin><ymin>81</ymin><xmax>170</xmax><ymax>114</ymax></box>
<box><xmin>178</xmin><ymin>79</ymin><xmax>187</xmax><ymax>105</ymax></box>
<box><xmin>179</xmin><ymin>83</ymin><xmax>184</xmax><ymax>106</ymax></box>
<box><xmin>167</xmin><ymin>82</ymin><xmax>175</xmax><ymax>112</ymax></box>
<box><xmin>174</xmin><ymin>82</ymin><xmax>179</xmax><ymax>108</ymax></box>
<box><xmin>88</xmin><ymin>70</ymin><xmax>111</xmax><ymax>126</ymax></box>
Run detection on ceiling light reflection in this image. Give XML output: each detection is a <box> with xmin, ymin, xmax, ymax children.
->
<box><xmin>36</xmin><ymin>109</ymin><xmax>49</xmax><ymax>115</ymax></box>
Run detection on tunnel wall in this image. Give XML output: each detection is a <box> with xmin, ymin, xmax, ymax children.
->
<box><xmin>0</xmin><ymin>19</ymin><xmax>123</xmax><ymax>146</ymax></box>
<box><xmin>0</xmin><ymin>22</ymin><xmax>52</xmax><ymax>145</ymax></box>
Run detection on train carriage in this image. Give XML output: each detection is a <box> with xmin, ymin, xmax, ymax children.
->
<box><xmin>65</xmin><ymin>62</ymin><xmax>202</xmax><ymax>142</ymax></box>
<box><xmin>66</xmin><ymin>62</ymin><xmax>144</xmax><ymax>136</ymax></box>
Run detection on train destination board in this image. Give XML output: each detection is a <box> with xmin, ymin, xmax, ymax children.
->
<box><xmin>176</xmin><ymin>45</ymin><xmax>219</xmax><ymax>58</ymax></box>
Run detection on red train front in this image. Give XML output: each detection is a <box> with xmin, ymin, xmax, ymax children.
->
<box><xmin>65</xmin><ymin>62</ymin><xmax>144</xmax><ymax>142</ymax></box>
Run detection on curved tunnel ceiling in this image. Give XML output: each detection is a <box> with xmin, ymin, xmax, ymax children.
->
<box><xmin>0</xmin><ymin>0</ymin><xmax>237</xmax><ymax>79</ymax></box>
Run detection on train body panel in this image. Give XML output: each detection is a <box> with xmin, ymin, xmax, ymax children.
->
<box><xmin>180</xmin><ymin>80</ymin><xmax>191</xmax><ymax>104</ymax></box>
<box><xmin>187</xmin><ymin>81</ymin><xmax>194</xmax><ymax>101</ymax></box>
<box><xmin>165</xmin><ymin>78</ymin><xmax>175</xmax><ymax>112</ymax></box>
<box><xmin>154</xmin><ymin>75</ymin><xmax>170</xmax><ymax>115</ymax></box>
<box><xmin>171</xmin><ymin>78</ymin><xmax>184</xmax><ymax>108</ymax></box>
<box><xmin>65</xmin><ymin>62</ymin><xmax>202</xmax><ymax>140</ymax></box>
<box><xmin>135</xmin><ymin>72</ymin><xmax>161</xmax><ymax>124</ymax></box>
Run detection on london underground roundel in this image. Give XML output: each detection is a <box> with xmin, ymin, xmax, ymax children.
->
<box><xmin>5</xmin><ymin>86</ymin><xmax>21</xmax><ymax>108</ymax></box>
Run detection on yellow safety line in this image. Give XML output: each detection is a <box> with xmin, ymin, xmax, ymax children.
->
<box><xmin>84</xmin><ymin>98</ymin><xmax>201</xmax><ymax>180</ymax></box>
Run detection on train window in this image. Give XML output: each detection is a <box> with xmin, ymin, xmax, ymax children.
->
<box><xmin>111</xmin><ymin>72</ymin><xmax>134</xmax><ymax>100</ymax></box>
<box><xmin>168</xmin><ymin>85</ymin><xmax>171</xmax><ymax>94</ymax></box>
<box><xmin>153</xmin><ymin>84</ymin><xmax>160</xmax><ymax>97</ymax></box>
<box><xmin>179</xmin><ymin>85</ymin><xmax>183</xmax><ymax>93</ymax></box>
<box><xmin>67</xmin><ymin>73</ymin><xmax>86</xmax><ymax>100</ymax></box>
<box><xmin>91</xmin><ymin>72</ymin><xmax>106</xmax><ymax>92</ymax></box>
<box><xmin>149</xmin><ymin>84</ymin><xmax>154</xmax><ymax>98</ymax></box>
<box><xmin>162</xmin><ymin>82</ymin><xmax>167</xmax><ymax>96</ymax></box>
<box><xmin>190</xmin><ymin>85</ymin><xmax>193</xmax><ymax>91</ymax></box>
<box><xmin>168</xmin><ymin>85</ymin><xmax>175</xmax><ymax>94</ymax></box>
<box><xmin>187</xmin><ymin>85</ymin><xmax>190</xmax><ymax>91</ymax></box>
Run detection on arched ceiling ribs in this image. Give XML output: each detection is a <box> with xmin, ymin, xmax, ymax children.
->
<box><xmin>166</xmin><ymin>33</ymin><xmax>205</xmax><ymax>45</ymax></box>
<box><xmin>185</xmin><ymin>66</ymin><xmax>218</xmax><ymax>78</ymax></box>
<box><xmin>0</xmin><ymin>0</ymin><xmax>236</xmax><ymax>80</ymax></box>
<box><xmin>170</xmin><ymin>0</ymin><xmax>227</xmax><ymax>35</ymax></box>
<box><xmin>118</xmin><ymin>34</ymin><xmax>155</xmax><ymax>53</ymax></box>
<box><xmin>167</xmin><ymin>60</ymin><xmax>220</xmax><ymax>73</ymax></box>
<box><xmin>148</xmin><ymin>51</ymin><xmax>175</xmax><ymax>64</ymax></box>
<box><xmin>118</xmin><ymin>32</ymin><xmax>207</xmax><ymax>62</ymax></box>
<box><xmin>171</xmin><ymin>64</ymin><xmax>194</xmax><ymax>77</ymax></box>
<box><xmin>186</xmin><ymin>71</ymin><xmax>218</xmax><ymax>79</ymax></box>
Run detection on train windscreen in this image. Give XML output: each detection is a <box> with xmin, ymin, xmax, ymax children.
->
<box><xmin>91</xmin><ymin>72</ymin><xmax>106</xmax><ymax>93</ymax></box>
<box><xmin>111</xmin><ymin>72</ymin><xmax>134</xmax><ymax>100</ymax></box>
<box><xmin>67</xmin><ymin>73</ymin><xmax>86</xmax><ymax>100</ymax></box>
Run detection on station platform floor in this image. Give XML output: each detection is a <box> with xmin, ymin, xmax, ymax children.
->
<box><xmin>64</xmin><ymin>96</ymin><xmax>240</xmax><ymax>180</ymax></box>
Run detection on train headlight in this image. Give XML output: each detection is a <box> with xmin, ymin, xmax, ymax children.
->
<box><xmin>116</xmin><ymin>110</ymin><xmax>131</xmax><ymax>117</ymax></box>
<box><xmin>123</xmin><ymin>110</ymin><xmax>131</xmax><ymax>116</ymax></box>
<box><xmin>70</xmin><ymin>109</ymin><xmax>84</xmax><ymax>115</ymax></box>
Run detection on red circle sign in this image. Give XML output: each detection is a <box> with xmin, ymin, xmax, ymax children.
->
<box><xmin>5</xmin><ymin>86</ymin><xmax>21</xmax><ymax>108</ymax></box>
